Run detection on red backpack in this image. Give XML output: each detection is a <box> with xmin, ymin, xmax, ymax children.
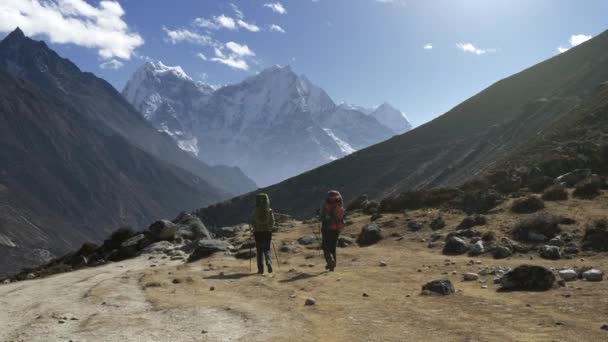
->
<box><xmin>322</xmin><ymin>190</ymin><xmax>345</xmax><ymax>230</ymax></box>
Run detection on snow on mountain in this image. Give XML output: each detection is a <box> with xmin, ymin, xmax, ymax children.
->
<box><xmin>123</xmin><ymin>63</ymin><xmax>411</xmax><ymax>186</ymax></box>
<box><xmin>369</xmin><ymin>102</ymin><xmax>412</xmax><ymax>134</ymax></box>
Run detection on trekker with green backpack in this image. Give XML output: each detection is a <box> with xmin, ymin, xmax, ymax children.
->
<box><xmin>250</xmin><ymin>193</ymin><xmax>276</xmax><ymax>274</ymax></box>
<box><xmin>320</xmin><ymin>190</ymin><xmax>346</xmax><ymax>271</ymax></box>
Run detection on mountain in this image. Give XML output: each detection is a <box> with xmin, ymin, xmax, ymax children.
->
<box><xmin>123</xmin><ymin>63</ymin><xmax>409</xmax><ymax>186</ymax></box>
<box><xmin>0</xmin><ymin>28</ymin><xmax>255</xmax><ymax>196</ymax></box>
<box><xmin>368</xmin><ymin>102</ymin><xmax>413</xmax><ymax>134</ymax></box>
<box><xmin>195</xmin><ymin>29</ymin><xmax>608</xmax><ymax>227</ymax></box>
<box><xmin>0</xmin><ymin>71</ymin><xmax>225</xmax><ymax>276</ymax></box>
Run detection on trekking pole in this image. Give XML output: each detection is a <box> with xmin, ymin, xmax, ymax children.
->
<box><xmin>249</xmin><ymin>232</ymin><xmax>253</xmax><ymax>273</ymax></box>
<box><xmin>271</xmin><ymin>241</ymin><xmax>281</xmax><ymax>270</ymax></box>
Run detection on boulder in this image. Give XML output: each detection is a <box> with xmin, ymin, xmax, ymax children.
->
<box><xmin>582</xmin><ymin>269</ymin><xmax>604</xmax><ymax>282</ymax></box>
<box><xmin>297</xmin><ymin>236</ymin><xmax>318</xmax><ymax>246</ymax></box>
<box><xmin>430</xmin><ymin>217</ymin><xmax>446</xmax><ymax>230</ymax></box>
<box><xmin>512</xmin><ymin>214</ymin><xmax>561</xmax><ymax>242</ymax></box>
<box><xmin>172</xmin><ymin>213</ymin><xmax>211</xmax><ymax>240</ymax></box>
<box><xmin>141</xmin><ymin>241</ymin><xmax>174</xmax><ymax>254</ymax></box>
<box><xmin>540</xmin><ymin>245</ymin><xmax>561</xmax><ymax>260</ymax></box>
<box><xmin>421</xmin><ymin>279</ymin><xmax>455</xmax><ymax>296</ymax></box>
<box><xmin>463</xmin><ymin>272</ymin><xmax>479</xmax><ymax>281</ymax></box>
<box><xmin>407</xmin><ymin>221</ymin><xmax>423</xmax><ymax>231</ymax></box>
<box><xmin>214</xmin><ymin>225</ymin><xmax>242</xmax><ymax>238</ymax></box>
<box><xmin>558</xmin><ymin>269</ymin><xmax>577</xmax><ymax>281</ymax></box>
<box><xmin>563</xmin><ymin>243</ymin><xmax>579</xmax><ymax>255</ymax></box>
<box><xmin>185</xmin><ymin>240</ymin><xmax>234</xmax><ymax>262</ymax></box>
<box><xmin>148</xmin><ymin>220</ymin><xmax>178</xmax><ymax>241</ymax></box>
<box><xmin>547</xmin><ymin>236</ymin><xmax>564</xmax><ymax>247</ymax></box>
<box><xmin>499</xmin><ymin>265</ymin><xmax>555</xmax><ymax>291</ymax></box>
<box><xmin>442</xmin><ymin>236</ymin><xmax>469</xmax><ymax>255</ymax></box>
<box><xmin>469</xmin><ymin>240</ymin><xmax>485</xmax><ymax>256</ymax></box>
<box><xmin>279</xmin><ymin>244</ymin><xmax>301</xmax><ymax>253</ymax></box>
<box><xmin>457</xmin><ymin>215</ymin><xmax>487</xmax><ymax>230</ymax></box>
<box><xmin>492</xmin><ymin>245</ymin><xmax>512</xmax><ymax>259</ymax></box>
<box><xmin>338</xmin><ymin>236</ymin><xmax>355</xmax><ymax>248</ymax></box>
<box><xmin>582</xmin><ymin>219</ymin><xmax>608</xmax><ymax>251</ymax></box>
<box><xmin>357</xmin><ymin>223</ymin><xmax>383</xmax><ymax>246</ymax></box>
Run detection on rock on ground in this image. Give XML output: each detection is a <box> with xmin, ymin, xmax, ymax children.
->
<box><xmin>421</xmin><ymin>279</ymin><xmax>455</xmax><ymax>296</ymax></box>
<box><xmin>443</xmin><ymin>236</ymin><xmax>469</xmax><ymax>255</ymax></box>
<box><xmin>500</xmin><ymin>265</ymin><xmax>555</xmax><ymax>291</ymax></box>
<box><xmin>357</xmin><ymin>223</ymin><xmax>383</xmax><ymax>246</ymax></box>
<box><xmin>558</xmin><ymin>269</ymin><xmax>577</xmax><ymax>281</ymax></box>
<box><xmin>583</xmin><ymin>269</ymin><xmax>604</xmax><ymax>282</ymax></box>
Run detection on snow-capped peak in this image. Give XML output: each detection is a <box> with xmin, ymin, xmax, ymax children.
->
<box><xmin>369</xmin><ymin>102</ymin><xmax>412</xmax><ymax>134</ymax></box>
<box><xmin>141</xmin><ymin>61</ymin><xmax>192</xmax><ymax>81</ymax></box>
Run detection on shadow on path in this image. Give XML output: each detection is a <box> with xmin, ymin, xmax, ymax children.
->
<box><xmin>279</xmin><ymin>271</ymin><xmax>327</xmax><ymax>283</ymax></box>
<box><xmin>204</xmin><ymin>273</ymin><xmax>257</xmax><ymax>280</ymax></box>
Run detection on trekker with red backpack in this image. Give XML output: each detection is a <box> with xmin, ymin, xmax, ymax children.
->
<box><xmin>320</xmin><ymin>190</ymin><xmax>345</xmax><ymax>271</ymax></box>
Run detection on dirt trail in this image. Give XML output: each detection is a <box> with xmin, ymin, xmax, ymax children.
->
<box><xmin>2</xmin><ymin>198</ymin><xmax>608</xmax><ymax>341</ymax></box>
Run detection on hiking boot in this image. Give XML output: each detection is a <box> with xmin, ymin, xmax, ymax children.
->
<box><xmin>329</xmin><ymin>260</ymin><xmax>336</xmax><ymax>272</ymax></box>
<box><xmin>267</xmin><ymin>264</ymin><xmax>273</xmax><ymax>273</ymax></box>
<box><xmin>257</xmin><ymin>269</ymin><xmax>264</xmax><ymax>275</ymax></box>
<box><xmin>325</xmin><ymin>263</ymin><xmax>330</xmax><ymax>270</ymax></box>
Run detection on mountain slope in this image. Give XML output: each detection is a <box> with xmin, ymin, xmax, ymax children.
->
<box><xmin>196</xmin><ymin>29</ymin><xmax>608</xmax><ymax>226</ymax></box>
<box><xmin>0</xmin><ymin>28</ymin><xmax>255</xmax><ymax>195</ymax></box>
<box><xmin>123</xmin><ymin>63</ymin><xmax>407</xmax><ymax>186</ymax></box>
<box><xmin>0</xmin><ymin>71</ymin><xmax>228</xmax><ymax>276</ymax></box>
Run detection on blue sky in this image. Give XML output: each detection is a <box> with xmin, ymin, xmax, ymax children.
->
<box><xmin>1</xmin><ymin>0</ymin><xmax>607</xmax><ymax>126</ymax></box>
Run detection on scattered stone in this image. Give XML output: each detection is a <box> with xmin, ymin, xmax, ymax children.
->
<box><xmin>144</xmin><ymin>282</ymin><xmax>162</xmax><ymax>288</ymax></box>
<box><xmin>305</xmin><ymin>298</ymin><xmax>316</xmax><ymax>306</ymax></box>
<box><xmin>442</xmin><ymin>236</ymin><xmax>469</xmax><ymax>255</ymax></box>
<box><xmin>558</xmin><ymin>269</ymin><xmax>577</xmax><ymax>281</ymax></box>
<box><xmin>172</xmin><ymin>278</ymin><xmax>182</xmax><ymax>284</ymax></box>
<box><xmin>493</xmin><ymin>245</ymin><xmax>512</xmax><ymax>259</ymax></box>
<box><xmin>407</xmin><ymin>221</ymin><xmax>423</xmax><ymax>231</ymax></box>
<box><xmin>463</xmin><ymin>272</ymin><xmax>479</xmax><ymax>281</ymax></box>
<box><xmin>148</xmin><ymin>220</ymin><xmax>178</xmax><ymax>241</ymax></box>
<box><xmin>469</xmin><ymin>240</ymin><xmax>485</xmax><ymax>256</ymax></box>
<box><xmin>582</xmin><ymin>269</ymin><xmax>604</xmax><ymax>282</ymax></box>
<box><xmin>601</xmin><ymin>324</ymin><xmax>608</xmax><ymax>331</ymax></box>
<box><xmin>357</xmin><ymin>223</ymin><xmax>383</xmax><ymax>246</ymax></box>
<box><xmin>499</xmin><ymin>265</ymin><xmax>555</xmax><ymax>291</ymax></box>
<box><xmin>185</xmin><ymin>240</ymin><xmax>234</xmax><ymax>262</ymax></box>
<box><xmin>379</xmin><ymin>261</ymin><xmax>387</xmax><ymax>267</ymax></box>
<box><xmin>362</xmin><ymin>292</ymin><xmax>369</xmax><ymax>297</ymax></box>
<box><xmin>210</xmin><ymin>286</ymin><xmax>215</xmax><ymax>291</ymax></box>
<box><xmin>540</xmin><ymin>245</ymin><xmax>561</xmax><ymax>260</ymax></box>
<box><xmin>430</xmin><ymin>217</ymin><xmax>446</xmax><ymax>230</ymax></box>
<box><xmin>421</xmin><ymin>279</ymin><xmax>455</xmax><ymax>296</ymax></box>
<box><xmin>548</xmin><ymin>236</ymin><xmax>565</xmax><ymax>247</ymax></box>
<box><xmin>297</xmin><ymin>236</ymin><xmax>317</xmax><ymax>246</ymax></box>
<box><xmin>338</xmin><ymin>236</ymin><xmax>354</xmax><ymax>248</ymax></box>
<box><xmin>563</xmin><ymin>243</ymin><xmax>579</xmax><ymax>255</ymax></box>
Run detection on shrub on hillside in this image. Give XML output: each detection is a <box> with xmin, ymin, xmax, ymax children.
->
<box><xmin>379</xmin><ymin>188</ymin><xmax>461</xmax><ymax>212</ymax></box>
<box><xmin>512</xmin><ymin>214</ymin><xmax>561</xmax><ymax>242</ymax></box>
<box><xmin>541</xmin><ymin>185</ymin><xmax>568</xmax><ymax>201</ymax></box>
<box><xmin>110</xmin><ymin>226</ymin><xmax>136</xmax><ymax>244</ymax></box>
<box><xmin>573</xmin><ymin>176</ymin><xmax>604</xmax><ymax>199</ymax></box>
<box><xmin>76</xmin><ymin>242</ymin><xmax>99</xmax><ymax>256</ymax></box>
<box><xmin>582</xmin><ymin>218</ymin><xmax>608</xmax><ymax>251</ymax></box>
<box><xmin>511</xmin><ymin>195</ymin><xmax>545</xmax><ymax>214</ymax></box>
<box><xmin>452</xmin><ymin>189</ymin><xmax>503</xmax><ymax>215</ymax></box>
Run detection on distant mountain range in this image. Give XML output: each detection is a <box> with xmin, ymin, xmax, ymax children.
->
<box><xmin>196</xmin><ymin>29</ymin><xmax>608</xmax><ymax>227</ymax></box>
<box><xmin>123</xmin><ymin>62</ymin><xmax>411</xmax><ymax>186</ymax></box>
<box><xmin>0</xmin><ymin>28</ymin><xmax>255</xmax><ymax>276</ymax></box>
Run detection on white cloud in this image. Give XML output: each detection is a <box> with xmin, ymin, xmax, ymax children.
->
<box><xmin>229</xmin><ymin>3</ymin><xmax>243</xmax><ymax>19</ymax></box>
<box><xmin>456</xmin><ymin>42</ymin><xmax>496</xmax><ymax>55</ymax></box>
<box><xmin>163</xmin><ymin>27</ymin><xmax>214</xmax><ymax>46</ymax></box>
<box><xmin>195</xmin><ymin>15</ymin><xmax>259</xmax><ymax>32</ymax></box>
<box><xmin>226</xmin><ymin>41</ymin><xmax>255</xmax><ymax>57</ymax></box>
<box><xmin>196</xmin><ymin>52</ymin><xmax>207</xmax><ymax>61</ymax></box>
<box><xmin>269</xmin><ymin>24</ymin><xmax>286</xmax><ymax>33</ymax></box>
<box><xmin>0</xmin><ymin>0</ymin><xmax>143</xmax><ymax>60</ymax></box>
<box><xmin>263</xmin><ymin>2</ymin><xmax>286</xmax><ymax>14</ymax></box>
<box><xmin>237</xmin><ymin>20</ymin><xmax>260</xmax><ymax>32</ymax></box>
<box><xmin>569</xmin><ymin>34</ymin><xmax>592</xmax><ymax>46</ymax></box>
<box><xmin>99</xmin><ymin>58</ymin><xmax>123</xmax><ymax>69</ymax></box>
<box><xmin>423</xmin><ymin>43</ymin><xmax>432</xmax><ymax>50</ymax></box>
<box><xmin>557</xmin><ymin>34</ymin><xmax>592</xmax><ymax>53</ymax></box>
<box><xmin>210</xmin><ymin>42</ymin><xmax>256</xmax><ymax>71</ymax></box>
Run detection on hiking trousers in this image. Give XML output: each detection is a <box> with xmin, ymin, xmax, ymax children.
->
<box><xmin>254</xmin><ymin>231</ymin><xmax>272</xmax><ymax>272</ymax></box>
<box><xmin>322</xmin><ymin>228</ymin><xmax>340</xmax><ymax>268</ymax></box>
